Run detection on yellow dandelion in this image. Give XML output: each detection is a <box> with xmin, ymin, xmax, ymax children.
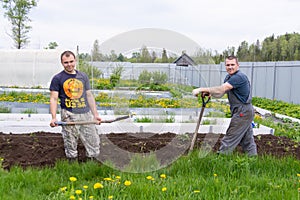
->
<box><xmin>124</xmin><ymin>180</ymin><xmax>132</xmax><ymax>186</ymax></box>
<box><xmin>70</xmin><ymin>195</ymin><xmax>75</xmax><ymax>200</ymax></box>
<box><xmin>89</xmin><ymin>196</ymin><xmax>94</xmax><ymax>199</ymax></box>
<box><xmin>108</xmin><ymin>195</ymin><xmax>113</xmax><ymax>199</ymax></box>
<box><xmin>94</xmin><ymin>182</ymin><xmax>104</xmax><ymax>189</ymax></box>
<box><xmin>83</xmin><ymin>185</ymin><xmax>88</xmax><ymax>189</ymax></box>
<box><xmin>115</xmin><ymin>176</ymin><xmax>121</xmax><ymax>179</ymax></box>
<box><xmin>104</xmin><ymin>177</ymin><xmax>112</xmax><ymax>181</ymax></box>
<box><xmin>194</xmin><ymin>190</ymin><xmax>200</xmax><ymax>193</ymax></box>
<box><xmin>60</xmin><ymin>186</ymin><xmax>67</xmax><ymax>192</ymax></box>
<box><xmin>162</xmin><ymin>187</ymin><xmax>167</xmax><ymax>192</ymax></box>
<box><xmin>213</xmin><ymin>173</ymin><xmax>218</xmax><ymax>177</ymax></box>
<box><xmin>160</xmin><ymin>174</ymin><xmax>167</xmax><ymax>179</ymax></box>
<box><xmin>69</xmin><ymin>177</ymin><xmax>77</xmax><ymax>182</ymax></box>
<box><xmin>146</xmin><ymin>176</ymin><xmax>154</xmax><ymax>180</ymax></box>
<box><xmin>297</xmin><ymin>173</ymin><xmax>300</xmax><ymax>177</ymax></box>
<box><xmin>75</xmin><ymin>190</ymin><xmax>82</xmax><ymax>195</ymax></box>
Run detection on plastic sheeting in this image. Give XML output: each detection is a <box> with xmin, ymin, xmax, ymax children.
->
<box><xmin>0</xmin><ymin>49</ymin><xmax>62</xmax><ymax>88</ymax></box>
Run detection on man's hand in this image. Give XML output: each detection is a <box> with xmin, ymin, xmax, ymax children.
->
<box><xmin>50</xmin><ymin>118</ymin><xmax>58</xmax><ymax>127</ymax></box>
<box><xmin>192</xmin><ymin>88</ymin><xmax>202</xmax><ymax>97</ymax></box>
<box><xmin>193</xmin><ymin>88</ymin><xmax>210</xmax><ymax>97</ymax></box>
<box><xmin>94</xmin><ymin>116</ymin><xmax>102</xmax><ymax>125</ymax></box>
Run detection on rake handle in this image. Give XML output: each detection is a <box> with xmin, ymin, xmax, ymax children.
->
<box><xmin>55</xmin><ymin>115</ymin><xmax>131</xmax><ymax>126</ymax></box>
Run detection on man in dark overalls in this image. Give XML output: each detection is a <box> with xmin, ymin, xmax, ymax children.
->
<box><xmin>192</xmin><ymin>55</ymin><xmax>257</xmax><ymax>156</ymax></box>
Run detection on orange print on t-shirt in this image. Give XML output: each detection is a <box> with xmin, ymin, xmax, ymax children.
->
<box><xmin>63</xmin><ymin>78</ymin><xmax>84</xmax><ymax>99</ymax></box>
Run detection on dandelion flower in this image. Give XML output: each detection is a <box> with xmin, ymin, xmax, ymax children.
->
<box><xmin>75</xmin><ymin>190</ymin><xmax>82</xmax><ymax>195</ymax></box>
<box><xmin>297</xmin><ymin>173</ymin><xmax>300</xmax><ymax>177</ymax></box>
<box><xmin>70</xmin><ymin>195</ymin><xmax>75</xmax><ymax>200</ymax></box>
<box><xmin>83</xmin><ymin>185</ymin><xmax>88</xmax><ymax>189</ymax></box>
<box><xmin>115</xmin><ymin>176</ymin><xmax>121</xmax><ymax>179</ymax></box>
<box><xmin>60</xmin><ymin>186</ymin><xmax>67</xmax><ymax>192</ymax></box>
<box><xmin>89</xmin><ymin>196</ymin><xmax>94</xmax><ymax>199</ymax></box>
<box><xmin>162</xmin><ymin>187</ymin><xmax>167</xmax><ymax>192</ymax></box>
<box><xmin>160</xmin><ymin>174</ymin><xmax>167</xmax><ymax>179</ymax></box>
<box><xmin>124</xmin><ymin>180</ymin><xmax>132</xmax><ymax>186</ymax></box>
<box><xmin>69</xmin><ymin>177</ymin><xmax>77</xmax><ymax>182</ymax></box>
<box><xmin>213</xmin><ymin>173</ymin><xmax>218</xmax><ymax>177</ymax></box>
<box><xmin>194</xmin><ymin>190</ymin><xmax>200</xmax><ymax>193</ymax></box>
<box><xmin>104</xmin><ymin>177</ymin><xmax>112</xmax><ymax>181</ymax></box>
<box><xmin>146</xmin><ymin>176</ymin><xmax>154</xmax><ymax>180</ymax></box>
<box><xmin>94</xmin><ymin>182</ymin><xmax>104</xmax><ymax>189</ymax></box>
<box><xmin>108</xmin><ymin>195</ymin><xmax>113</xmax><ymax>199</ymax></box>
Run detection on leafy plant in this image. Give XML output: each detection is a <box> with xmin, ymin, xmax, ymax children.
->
<box><xmin>0</xmin><ymin>106</ymin><xmax>11</xmax><ymax>113</ymax></box>
<box><xmin>136</xmin><ymin>116</ymin><xmax>152</xmax><ymax>123</ymax></box>
<box><xmin>202</xmin><ymin>119</ymin><xmax>217</xmax><ymax>125</ymax></box>
<box><xmin>252</xmin><ymin>97</ymin><xmax>300</xmax><ymax>119</ymax></box>
<box><xmin>110</xmin><ymin>65</ymin><xmax>124</xmax><ymax>87</ymax></box>
<box><xmin>21</xmin><ymin>108</ymin><xmax>38</xmax><ymax>114</ymax></box>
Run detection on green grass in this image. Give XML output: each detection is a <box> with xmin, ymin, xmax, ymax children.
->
<box><xmin>0</xmin><ymin>152</ymin><xmax>299</xmax><ymax>200</ymax></box>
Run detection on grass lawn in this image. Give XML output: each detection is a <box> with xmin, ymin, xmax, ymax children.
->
<box><xmin>0</xmin><ymin>151</ymin><xmax>299</xmax><ymax>200</ymax></box>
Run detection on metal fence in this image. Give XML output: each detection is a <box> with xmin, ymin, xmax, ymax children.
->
<box><xmin>92</xmin><ymin>61</ymin><xmax>300</xmax><ymax>104</ymax></box>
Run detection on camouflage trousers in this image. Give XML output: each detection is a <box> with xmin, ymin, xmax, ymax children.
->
<box><xmin>61</xmin><ymin>109</ymin><xmax>100</xmax><ymax>158</ymax></box>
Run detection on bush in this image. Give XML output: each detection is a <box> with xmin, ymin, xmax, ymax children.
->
<box><xmin>94</xmin><ymin>79</ymin><xmax>114</xmax><ymax>90</ymax></box>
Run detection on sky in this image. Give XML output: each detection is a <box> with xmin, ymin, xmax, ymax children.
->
<box><xmin>1</xmin><ymin>0</ymin><xmax>300</xmax><ymax>55</ymax></box>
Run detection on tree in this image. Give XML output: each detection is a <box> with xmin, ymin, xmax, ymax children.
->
<box><xmin>77</xmin><ymin>59</ymin><xmax>102</xmax><ymax>79</ymax></box>
<box><xmin>161</xmin><ymin>48</ymin><xmax>168</xmax><ymax>63</ymax></box>
<box><xmin>91</xmin><ymin>39</ymin><xmax>104</xmax><ymax>61</ymax></box>
<box><xmin>109</xmin><ymin>50</ymin><xmax>118</xmax><ymax>62</ymax></box>
<box><xmin>222</xmin><ymin>46</ymin><xmax>235</xmax><ymax>58</ymax></box>
<box><xmin>151</xmin><ymin>51</ymin><xmax>157</xmax><ymax>63</ymax></box>
<box><xmin>236</xmin><ymin>41</ymin><xmax>249</xmax><ymax>61</ymax></box>
<box><xmin>192</xmin><ymin>47</ymin><xmax>215</xmax><ymax>64</ymax></box>
<box><xmin>140</xmin><ymin>45</ymin><xmax>152</xmax><ymax>63</ymax></box>
<box><xmin>44</xmin><ymin>42</ymin><xmax>58</xmax><ymax>49</ymax></box>
<box><xmin>1</xmin><ymin>0</ymin><xmax>37</xmax><ymax>49</ymax></box>
<box><xmin>117</xmin><ymin>53</ymin><xmax>125</xmax><ymax>62</ymax></box>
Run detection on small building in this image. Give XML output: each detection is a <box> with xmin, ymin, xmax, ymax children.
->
<box><xmin>173</xmin><ymin>53</ymin><xmax>196</xmax><ymax>66</ymax></box>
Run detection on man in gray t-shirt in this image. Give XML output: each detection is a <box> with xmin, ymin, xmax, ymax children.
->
<box><xmin>192</xmin><ymin>55</ymin><xmax>257</xmax><ymax>156</ymax></box>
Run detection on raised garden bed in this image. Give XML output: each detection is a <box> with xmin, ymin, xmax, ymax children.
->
<box><xmin>0</xmin><ymin>131</ymin><xmax>299</xmax><ymax>170</ymax></box>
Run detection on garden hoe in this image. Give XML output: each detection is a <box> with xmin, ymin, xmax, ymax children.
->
<box><xmin>189</xmin><ymin>92</ymin><xmax>210</xmax><ymax>153</ymax></box>
<box><xmin>55</xmin><ymin>112</ymin><xmax>135</xmax><ymax>126</ymax></box>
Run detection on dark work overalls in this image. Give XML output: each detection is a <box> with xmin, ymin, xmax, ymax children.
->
<box><xmin>218</xmin><ymin>76</ymin><xmax>257</xmax><ymax>156</ymax></box>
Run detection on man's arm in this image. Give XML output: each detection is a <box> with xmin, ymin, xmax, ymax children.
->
<box><xmin>86</xmin><ymin>90</ymin><xmax>101</xmax><ymax>123</ymax></box>
<box><xmin>49</xmin><ymin>91</ymin><xmax>59</xmax><ymax>127</ymax></box>
<box><xmin>192</xmin><ymin>82</ymin><xmax>233</xmax><ymax>98</ymax></box>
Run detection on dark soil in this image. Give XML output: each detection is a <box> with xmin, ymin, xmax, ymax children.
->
<box><xmin>0</xmin><ymin>132</ymin><xmax>299</xmax><ymax>170</ymax></box>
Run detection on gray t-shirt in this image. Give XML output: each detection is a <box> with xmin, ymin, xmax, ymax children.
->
<box><xmin>224</xmin><ymin>70</ymin><xmax>250</xmax><ymax>103</ymax></box>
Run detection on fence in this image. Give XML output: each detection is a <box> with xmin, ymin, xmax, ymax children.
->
<box><xmin>0</xmin><ymin>50</ymin><xmax>299</xmax><ymax>104</ymax></box>
<box><xmin>92</xmin><ymin>61</ymin><xmax>300</xmax><ymax>104</ymax></box>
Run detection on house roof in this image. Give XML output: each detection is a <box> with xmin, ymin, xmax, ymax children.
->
<box><xmin>173</xmin><ymin>53</ymin><xmax>196</xmax><ymax>66</ymax></box>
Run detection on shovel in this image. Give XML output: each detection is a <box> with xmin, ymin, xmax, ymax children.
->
<box><xmin>55</xmin><ymin>113</ymin><xmax>135</xmax><ymax>126</ymax></box>
<box><xmin>189</xmin><ymin>92</ymin><xmax>210</xmax><ymax>153</ymax></box>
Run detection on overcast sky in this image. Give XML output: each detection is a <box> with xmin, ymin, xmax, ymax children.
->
<box><xmin>1</xmin><ymin>0</ymin><xmax>300</xmax><ymax>54</ymax></box>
